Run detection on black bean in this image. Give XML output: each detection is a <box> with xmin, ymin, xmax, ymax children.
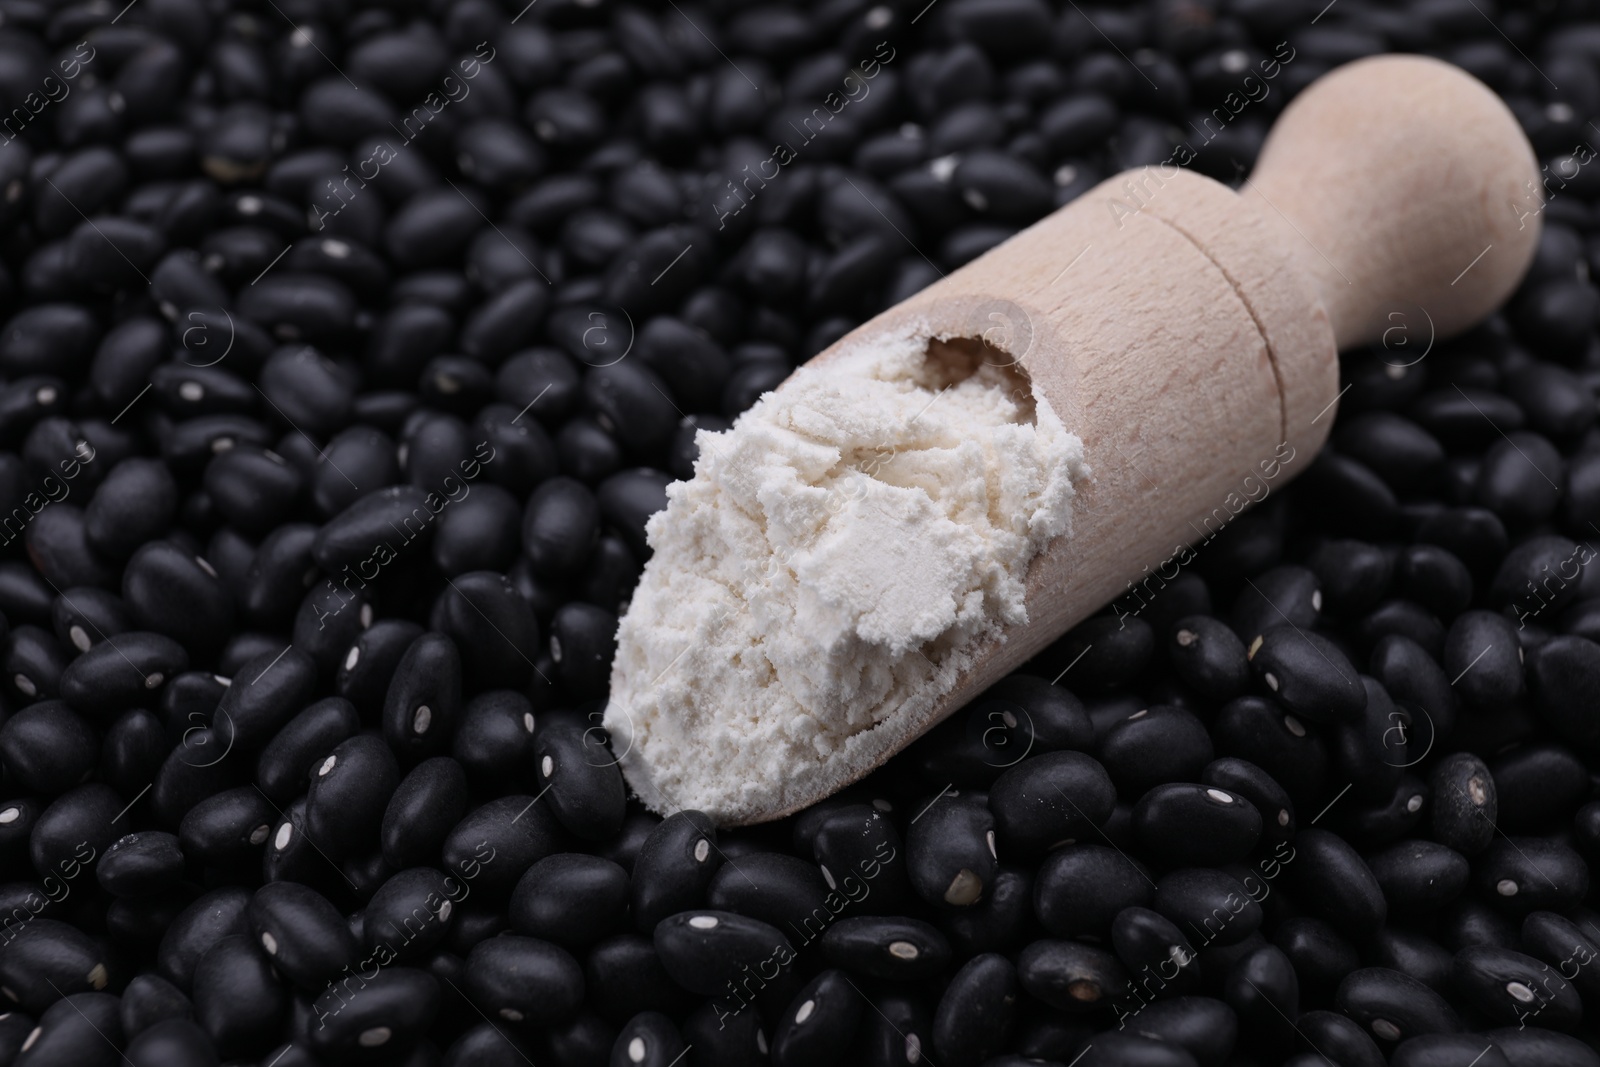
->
<box><xmin>467</xmin><ymin>226</ymin><xmax>545</xmax><ymax>295</ymax></box>
<box><xmin>204</xmin><ymin>646</ymin><xmax>314</xmax><ymax>755</ymax></box>
<box><xmin>989</xmin><ymin>751</ymin><xmax>1115</xmax><ymax>857</ymax></box>
<box><xmin>442</xmin><ymin>1022</ymin><xmax>540</xmax><ymax>1066</ymax></box>
<box><xmin>1042</xmin><ymin>615</ymin><xmax>1154</xmax><ymax>692</ymax></box>
<box><xmin>1294</xmin><ymin>1011</ymin><xmax>1384</xmax><ymax>1067</ymax></box>
<box><xmin>178</xmin><ymin>785</ymin><xmax>275</xmax><ymax>868</ymax></box>
<box><xmin>1221</xmin><ymin>943</ymin><xmax>1298</xmax><ymax>1046</ymax></box>
<box><xmin>308</xmin><ymin>966</ymin><xmax>440</xmax><ymax>1060</ymax></box>
<box><xmin>156</xmin><ymin>887</ymin><xmax>251</xmax><ymax>993</ymax></box>
<box><xmin>335</xmin><ymin>619</ymin><xmax>421</xmax><ymax>719</ymax></box>
<box><xmin>1231</xmin><ymin>565</ymin><xmax>1323</xmax><ymax>638</ymax></box>
<box><xmin>811</xmin><ymin>804</ymin><xmax>911</xmax><ymax>916</ymax></box>
<box><xmin>1370</xmin><ymin>925</ymin><xmax>1454</xmax><ymax>993</ymax></box>
<box><xmin>60</xmin><ymin>632</ymin><xmax>188</xmax><ymax>721</ymax></box>
<box><xmin>430</xmin><ymin>570</ymin><xmax>538</xmax><ymax>692</ymax></box>
<box><xmin>159</xmin><ymin>416</ymin><xmax>275</xmax><ymax>474</ymax></box>
<box><xmin>472</xmin><ymin>406</ymin><xmax>557</xmax><ymax>499</ymax></box>
<box><xmin>1337</xmin><ymin>967</ymin><xmax>1461</xmax><ymax>1043</ymax></box>
<box><xmin>441</xmin><ymin>793</ymin><xmax>562</xmax><ymax>900</ymax></box>
<box><xmin>1475</xmin><ymin>837</ymin><xmax>1589</xmax><ymax>915</ymax></box>
<box><xmin>1358</xmin><ymin>599</ymin><xmax>1447</xmax><ymax>660</ymax></box>
<box><xmin>1492</xmin><ymin>536</ymin><xmax>1588</xmax><ymax>623</ymax></box>
<box><xmin>1016</xmin><ymin>938</ymin><xmax>1129</xmax><ymax>1014</ymax></box>
<box><xmin>1266</xmin><ymin>915</ymin><xmax>1357</xmax><ymax>1000</ymax></box>
<box><xmin>83</xmin><ymin>458</ymin><xmax>176</xmax><ymax>559</ymax></box>
<box><xmin>632</xmin><ymin>811</ymin><xmax>721</xmax><ymax>932</ymax></box>
<box><xmin>1453</xmin><ymin>945</ymin><xmax>1581</xmax><ymax>1030</ymax></box>
<box><xmin>522</xmin><ymin>476</ymin><xmax>600</xmax><ymax>579</ymax></box>
<box><xmin>3</xmin><ymin>624</ymin><xmax>67</xmax><ymax>704</ymax></box>
<box><xmin>120</xmin><ymin>541</ymin><xmax>232</xmax><ymax>657</ymax></box>
<box><xmin>120</xmin><ymin>972</ymin><xmax>192</xmax><ymax>1040</ymax></box>
<box><xmin>911</xmin><ymin>696</ymin><xmax>1038</xmax><ymax>787</ymax></box>
<box><xmin>96</xmin><ymin>831</ymin><xmax>183</xmax><ymax>897</ymax></box>
<box><xmin>1443</xmin><ymin>895</ymin><xmax>1521</xmax><ymax>953</ymax></box>
<box><xmin>305</xmin><ymin>733</ymin><xmax>397</xmax><ymax>855</ymax></box>
<box><xmin>123</xmin><ymin>1017</ymin><xmax>216</xmax><ymax>1067</ymax></box>
<box><xmin>380</xmin><ymin>757</ymin><xmax>467</xmax><ymax>872</ymax></box>
<box><xmin>1166</xmin><ymin>616</ymin><xmax>1250</xmax><ymax>703</ymax></box>
<box><xmin>1483</xmin><ymin>1026</ymin><xmax>1600</xmax><ymax>1067</ymax></box>
<box><xmin>1305</xmin><ymin>539</ymin><xmax>1393</xmax><ymax>617</ymax></box>
<box><xmin>549</xmin><ymin>601</ymin><xmax>617</xmax><ymax>699</ymax></box>
<box><xmin>1389</xmin><ymin>1034</ymin><xmax>1513</xmax><ymax>1067</ymax></box>
<box><xmin>578</xmin><ymin>532</ymin><xmax>641</xmax><ymax>615</ymax></box>
<box><xmin>1444</xmin><ymin>610</ymin><xmax>1524</xmax><ymax>713</ymax></box>
<box><xmin>582</xmin><ymin>362</ymin><xmax>678</xmax><ymax>458</ymax></box>
<box><xmin>12</xmin><ymin>992</ymin><xmax>124</xmax><ymax>1067</ymax></box>
<box><xmin>1368</xmin><ymin>839</ymin><xmax>1469</xmax><ymax>913</ymax></box>
<box><xmin>450</xmin><ymin>689</ymin><xmax>535</xmax><ymax>794</ymax></box>
<box><xmin>1109</xmin><ymin>905</ymin><xmax>1204</xmax><ymax>1001</ymax></box>
<box><xmin>1098</xmin><ymin>706</ymin><xmax>1214</xmax><ymax>798</ymax></box>
<box><xmin>30</xmin><ymin>780</ymin><xmax>119</xmax><ymax>881</ymax></box>
<box><xmin>821</xmin><ymin>916</ymin><xmax>949</xmax><ymax>980</ymax></box>
<box><xmin>904</xmin><ymin>791</ymin><xmax>996</xmax><ymax>909</ymax></box>
<box><xmin>361</xmin><ymin>866</ymin><xmax>457</xmax><ymax>964</ymax></box>
<box><xmin>1035</xmin><ymin>843</ymin><xmax>1152</xmax><ymax>939</ymax></box>
<box><xmin>0</xmin><ymin>918</ymin><xmax>111</xmax><ymax>1015</ymax></box>
<box><xmin>1394</xmin><ymin>544</ymin><xmax>1474</xmax><ymax>619</ymax></box>
<box><xmin>1245</xmin><ymin>626</ymin><xmax>1365</xmax><ymax>724</ymax></box>
<box><xmin>1520</xmin><ymin>911</ymin><xmax>1600</xmax><ymax>1005</ymax></box>
<box><xmin>1429</xmin><ymin>751</ymin><xmax>1497</xmax><ymax>856</ymax></box>
<box><xmin>200</xmin><ymin>447</ymin><xmax>301</xmax><ymax>538</ymax></box>
<box><xmin>1472</xmin><ymin>435</ymin><xmax>1561</xmax><ymax>524</ymax></box>
<box><xmin>509</xmin><ymin>853</ymin><xmax>627</xmax><ymax>950</ymax></box>
<box><xmin>1281</xmin><ymin>827</ymin><xmax>1386</xmax><ymax>936</ymax></box>
<box><xmin>384</xmin><ymin>188</ymin><xmax>484</xmax><ymax>269</ymax></box>
<box><xmin>246</xmin><ymin>881</ymin><xmax>358</xmax><ymax>992</ymax></box>
<box><xmin>1490</xmin><ymin>743</ymin><xmax>1589</xmax><ymax>832</ymax></box>
<box><xmin>1112</xmin><ymin>995</ymin><xmax>1232</xmax><ymax>1066</ymax></box>
<box><xmin>1133</xmin><ymin>784</ymin><xmax>1261</xmax><ymax>868</ymax></box>
<box><xmin>191</xmin><ymin>934</ymin><xmax>286</xmax><ymax>1058</ymax></box>
<box><xmin>535</xmin><ymin>719</ymin><xmax>625</xmax><ymax>841</ymax></box>
<box><xmin>1153</xmin><ymin>867</ymin><xmax>1262</xmax><ymax>947</ymax></box>
<box><xmin>1527</xmin><ymin>635</ymin><xmax>1600</xmax><ymax>749</ymax></box>
<box><xmin>462</xmin><ymin>934</ymin><xmax>584</xmax><ymax>1025</ymax></box>
<box><xmin>101</xmin><ymin>708</ymin><xmax>167</xmax><ymax>798</ymax></box>
<box><xmin>610</xmin><ymin>1011</ymin><xmax>687</xmax><ymax>1067</ymax></box>
<box><xmin>236</xmin><ymin>525</ymin><xmax>318</xmax><ymax>628</ymax></box>
<box><xmin>382</xmin><ymin>631</ymin><xmax>462</xmax><ymax>760</ymax></box>
<box><xmin>0</xmin><ymin>699</ymin><xmax>97</xmax><ymax>793</ymax></box>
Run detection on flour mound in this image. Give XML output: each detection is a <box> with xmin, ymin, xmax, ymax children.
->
<box><xmin>604</xmin><ymin>328</ymin><xmax>1087</xmax><ymax>823</ymax></box>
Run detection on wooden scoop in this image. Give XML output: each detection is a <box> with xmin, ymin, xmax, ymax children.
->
<box><xmin>630</xmin><ymin>54</ymin><xmax>1542</xmax><ymax>825</ymax></box>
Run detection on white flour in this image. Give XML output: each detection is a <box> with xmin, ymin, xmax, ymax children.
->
<box><xmin>604</xmin><ymin>326</ymin><xmax>1086</xmax><ymax>823</ymax></box>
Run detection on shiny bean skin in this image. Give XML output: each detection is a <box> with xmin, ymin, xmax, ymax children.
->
<box><xmin>307</xmin><ymin>966</ymin><xmax>440</xmax><ymax>1061</ymax></box>
<box><xmin>382</xmin><ymin>632</ymin><xmax>463</xmax><ymax>761</ymax></box>
<box><xmin>632</xmin><ymin>811</ymin><xmax>722</xmax><ymax>933</ymax></box>
<box><xmin>931</xmin><ymin>953</ymin><xmax>1017</xmax><ymax>1067</ymax></box>
<box><xmin>820</xmin><ymin>916</ymin><xmax>950</xmax><ymax>981</ymax></box>
<box><xmin>1133</xmin><ymin>784</ymin><xmax>1262</xmax><ymax>868</ymax></box>
<box><xmin>254</xmin><ymin>696</ymin><xmax>360</xmax><ymax>804</ymax></box>
<box><xmin>381</xmin><ymin>756</ymin><xmax>468</xmax><ymax>871</ymax></box>
<box><xmin>1336</xmin><ymin>967</ymin><xmax>1462</xmax><ymax>1044</ymax></box>
<box><xmin>463</xmin><ymin>934</ymin><xmax>584</xmax><ymax>1025</ymax></box>
<box><xmin>510</xmin><ymin>853</ymin><xmax>629</xmax><ymax>949</ymax></box>
<box><xmin>1152</xmin><ymin>869</ymin><xmax>1262</xmax><ymax>948</ymax></box>
<box><xmin>246</xmin><ymin>881</ymin><xmax>357</xmax><ymax>992</ymax></box>
<box><xmin>905</xmin><ymin>790</ymin><xmax>997</xmax><ymax>908</ymax></box>
<box><xmin>1034</xmin><ymin>845</ymin><xmax>1153</xmax><ymax>939</ymax></box>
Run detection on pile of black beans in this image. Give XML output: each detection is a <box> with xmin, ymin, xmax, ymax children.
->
<box><xmin>1</xmin><ymin>0</ymin><xmax>1600</xmax><ymax>1063</ymax></box>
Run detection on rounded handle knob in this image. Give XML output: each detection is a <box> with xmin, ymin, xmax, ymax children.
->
<box><xmin>1245</xmin><ymin>54</ymin><xmax>1542</xmax><ymax>349</ymax></box>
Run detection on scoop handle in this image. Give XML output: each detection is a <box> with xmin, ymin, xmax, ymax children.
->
<box><xmin>1244</xmin><ymin>54</ymin><xmax>1542</xmax><ymax>349</ymax></box>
